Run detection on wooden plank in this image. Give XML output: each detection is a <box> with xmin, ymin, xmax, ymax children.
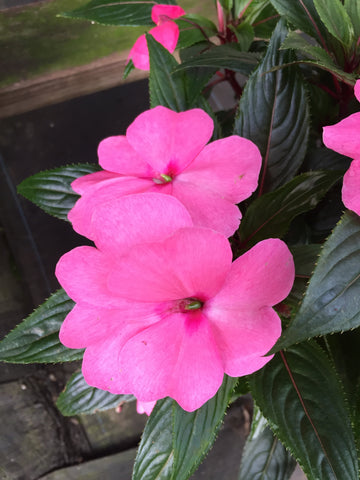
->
<box><xmin>0</xmin><ymin>53</ymin><xmax>147</xmax><ymax>119</ymax></box>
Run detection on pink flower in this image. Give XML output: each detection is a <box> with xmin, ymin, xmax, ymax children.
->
<box><xmin>69</xmin><ymin>106</ymin><xmax>262</xmax><ymax>239</ymax></box>
<box><xmin>137</xmin><ymin>400</ymin><xmax>156</xmax><ymax>415</ymax></box>
<box><xmin>127</xmin><ymin>4</ymin><xmax>185</xmax><ymax>70</ymax></box>
<box><xmin>56</xmin><ymin>193</ymin><xmax>294</xmax><ymax>412</ymax></box>
<box><xmin>323</xmin><ymin>80</ymin><xmax>360</xmax><ymax>215</ymax></box>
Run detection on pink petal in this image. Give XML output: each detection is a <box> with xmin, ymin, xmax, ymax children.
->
<box><xmin>206</xmin><ymin>305</ymin><xmax>281</xmax><ymax>376</ymax></box>
<box><xmin>108</xmin><ymin>227</ymin><xmax>232</xmax><ymax>302</ymax></box>
<box><xmin>172</xmin><ymin>180</ymin><xmax>241</xmax><ymax>236</ymax></box>
<box><xmin>323</xmin><ymin>112</ymin><xmax>360</xmax><ymax>160</ymax></box>
<box><xmin>180</xmin><ymin>136</ymin><xmax>262</xmax><ymax>203</ymax></box>
<box><xmin>128</xmin><ymin>34</ymin><xmax>149</xmax><ymax>70</ymax></box>
<box><xmin>151</xmin><ymin>22</ymin><xmax>180</xmax><ymax>54</ymax></box>
<box><xmin>207</xmin><ymin>239</ymin><xmax>295</xmax><ymax>309</ymax></box>
<box><xmin>126</xmin><ymin>106</ymin><xmax>213</xmax><ymax>174</ymax></box>
<box><xmin>342</xmin><ymin>160</ymin><xmax>360</xmax><ymax>215</ymax></box>
<box><xmin>354</xmin><ymin>79</ymin><xmax>360</xmax><ymax>102</ymax></box>
<box><xmin>98</xmin><ymin>136</ymin><xmax>152</xmax><ymax>176</ymax></box>
<box><xmin>92</xmin><ymin>193</ymin><xmax>193</xmax><ymax>255</ymax></box>
<box><xmin>68</xmin><ymin>176</ymin><xmax>152</xmax><ymax>239</ymax></box>
<box><xmin>56</xmin><ymin>246</ymin><xmax>126</xmax><ymax>307</ymax></box>
<box><xmin>118</xmin><ymin>313</ymin><xmax>224</xmax><ymax>411</ymax></box>
<box><xmin>71</xmin><ymin>171</ymin><xmax>118</xmax><ymax>195</ymax></box>
<box><xmin>136</xmin><ymin>400</ymin><xmax>156</xmax><ymax>415</ymax></box>
<box><xmin>59</xmin><ymin>301</ymin><xmax>166</xmax><ymax>349</ymax></box>
<box><xmin>151</xmin><ymin>4</ymin><xmax>185</xmax><ymax>24</ymax></box>
<box><xmin>82</xmin><ymin>335</ymin><xmax>134</xmax><ymax>394</ymax></box>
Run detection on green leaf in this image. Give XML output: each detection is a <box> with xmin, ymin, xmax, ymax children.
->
<box><xmin>269</xmin><ymin>0</ymin><xmax>331</xmax><ymax>48</ymax></box>
<box><xmin>344</xmin><ymin>0</ymin><xmax>360</xmax><ymax>38</ymax></box>
<box><xmin>176</xmin><ymin>44</ymin><xmax>261</xmax><ymax>76</ymax></box>
<box><xmin>239</xmin><ymin>405</ymin><xmax>296</xmax><ymax>480</ymax></box>
<box><xmin>132</xmin><ymin>376</ymin><xmax>237</xmax><ymax>480</ymax></box>
<box><xmin>132</xmin><ymin>398</ymin><xmax>174</xmax><ymax>480</ymax></box>
<box><xmin>172</xmin><ymin>375</ymin><xmax>237</xmax><ymax>479</ymax></box>
<box><xmin>61</xmin><ymin>0</ymin><xmax>176</xmax><ymax>26</ymax></box>
<box><xmin>249</xmin><ymin>341</ymin><xmax>358</xmax><ymax>479</ymax></box>
<box><xmin>234</xmin><ymin>19</ymin><xmax>310</xmax><ymax>193</ymax></box>
<box><xmin>273</xmin><ymin>212</ymin><xmax>360</xmax><ymax>352</ymax></box>
<box><xmin>57</xmin><ymin>371</ymin><xmax>134</xmax><ymax>416</ymax></box>
<box><xmin>238</xmin><ymin>171</ymin><xmax>341</xmax><ymax>249</ymax></box>
<box><xmin>313</xmin><ymin>0</ymin><xmax>354</xmax><ymax>47</ymax></box>
<box><xmin>0</xmin><ymin>289</ymin><xmax>83</xmax><ymax>363</ymax></box>
<box><xmin>176</xmin><ymin>14</ymin><xmax>217</xmax><ymax>49</ymax></box>
<box><xmin>281</xmin><ymin>30</ymin><xmax>336</xmax><ymax>64</ymax></box>
<box><xmin>230</xmin><ymin>22</ymin><xmax>254</xmax><ymax>52</ymax></box>
<box><xmin>147</xmin><ymin>34</ymin><xmax>188</xmax><ymax>111</ymax></box>
<box><xmin>17</xmin><ymin>163</ymin><xmax>99</xmax><ymax>221</ymax></box>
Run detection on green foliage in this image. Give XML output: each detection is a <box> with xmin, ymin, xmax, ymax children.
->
<box><xmin>313</xmin><ymin>0</ymin><xmax>354</xmax><ymax>47</ymax></box>
<box><xmin>239</xmin><ymin>405</ymin><xmax>296</xmax><ymax>479</ymax></box>
<box><xmin>0</xmin><ymin>290</ymin><xmax>83</xmax><ymax>363</ymax></box>
<box><xmin>61</xmin><ymin>0</ymin><xmax>176</xmax><ymax>26</ymax></box>
<box><xmin>273</xmin><ymin>212</ymin><xmax>360</xmax><ymax>351</ymax></box>
<box><xmin>238</xmin><ymin>171</ymin><xmax>341</xmax><ymax>249</ymax></box>
<box><xmin>175</xmin><ymin>44</ymin><xmax>261</xmax><ymax>75</ymax></box>
<box><xmin>249</xmin><ymin>341</ymin><xmax>358</xmax><ymax>479</ymax></box>
<box><xmin>57</xmin><ymin>371</ymin><xmax>134</xmax><ymax>416</ymax></box>
<box><xmin>17</xmin><ymin>164</ymin><xmax>99</xmax><ymax>221</ymax></box>
<box><xmin>234</xmin><ymin>19</ymin><xmax>310</xmax><ymax>193</ymax></box>
<box><xmin>132</xmin><ymin>376</ymin><xmax>236</xmax><ymax>480</ymax></box>
<box><xmin>176</xmin><ymin>14</ymin><xmax>217</xmax><ymax>49</ymax></box>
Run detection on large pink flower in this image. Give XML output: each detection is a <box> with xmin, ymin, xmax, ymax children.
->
<box><xmin>323</xmin><ymin>80</ymin><xmax>360</xmax><ymax>215</ymax></box>
<box><xmin>69</xmin><ymin>106</ymin><xmax>262</xmax><ymax>239</ymax></box>
<box><xmin>57</xmin><ymin>194</ymin><xmax>294</xmax><ymax>412</ymax></box>
<box><xmin>127</xmin><ymin>4</ymin><xmax>185</xmax><ymax>70</ymax></box>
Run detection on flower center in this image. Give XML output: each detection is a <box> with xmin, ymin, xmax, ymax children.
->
<box><xmin>153</xmin><ymin>173</ymin><xmax>173</xmax><ymax>184</ymax></box>
<box><xmin>177</xmin><ymin>297</ymin><xmax>204</xmax><ymax>313</ymax></box>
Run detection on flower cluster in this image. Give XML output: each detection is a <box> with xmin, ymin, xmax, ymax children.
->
<box><xmin>127</xmin><ymin>4</ymin><xmax>185</xmax><ymax>71</ymax></box>
<box><xmin>323</xmin><ymin>80</ymin><xmax>360</xmax><ymax>216</ymax></box>
<box><xmin>56</xmin><ymin>107</ymin><xmax>295</xmax><ymax>412</ymax></box>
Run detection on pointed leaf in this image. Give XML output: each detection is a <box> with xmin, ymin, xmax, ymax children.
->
<box><xmin>238</xmin><ymin>171</ymin><xmax>341</xmax><ymax>248</ymax></box>
<box><xmin>239</xmin><ymin>405</ymin><xmax>296</xmax><ymax>480</ymax></box>
<box><xmin>281</xmin><ymin>30</ymin><xmax>336</xmax><ymax>64</ymax></box>
<box><xmin>17</xmin><ymin>164</ymin><xmax>99</xmax><ymax>221</ymax></box>
<box><xmin>57</xmin><ymin>371</ymin><xmax>134</xmax><ymax>416</ymax></box>
<box><xmin>313</xmin><ymin>0</ymin><xmax>354</xmax><ymax>47</ymax></box>
<box><xmin>147</xmin><ymin>34</ymin><xmax>188</xmax><ymax>111</ymax></box>
<box><xmin>61</xmin><ymin>0</ymin><xmax>176</xmax><ymax>26</ymax></box>
<box><xmin>132</xmin><ymin>376</ymin><xmax>236</xmax><ymax>480</ymax></box>
<box><xmin>273</xmin><ymin>212</ymin><xmax>360</xmax><ymax>351</ymax></box>
<box><xmin>269</xmin><ymin>0</ymin><xmax>331</xmax><ymax>48</ymax></box>
<box><xmin>234</xmin><ymin>20</ymin><xmax>310</xmax><ymax>193</ymax></box>
<box><xmin>132</xmin><ymin>398</ymin><xmax>174</xmax><ymax>480</ymax></box>
<box><xmin>176</xmin><ymin>45</ymin><xmax>261</xmax><ymax>76</ymax></box>
<box><xmin>344</xmin><ymin>0</ymin><xmax>360</xmax><ymax>38</ymax></box>
<box><xmin>0</xmin><ymin>289</ymin><xmax>83</xmax><ymax>363</ymax></box>
<box><xmin>249</xmin><ymin>341</ymin><xmax>358</xmax><ymax>479</ymax></box>
<box><xmin>176</xmin><ymin>15</ymin><xmax>217</xmax><ymax>49</ymax></box>
<box><xmin>172</xmin><ymin>375</ymin><xmax>237</xmax><ymax>479</ymax></box>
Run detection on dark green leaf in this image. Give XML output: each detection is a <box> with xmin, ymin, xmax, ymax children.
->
<box><xmin>273</xmin><ymin>212</ymin><xmax>360</xmax><ymax>351</ymax></box>
<box><xmin>176</xmin><ymin>44</ymin><xmax>261</xmax><ymax>76</ymax></box>
<box><xmin>57</xmin><ymin>371</ymin><xmax>134</xmax><ymax>416</ymax></box>
<box><xmin>61</xmin><ymin>0</ymin><xmax>176</xmax><ymax>26</ymax></box>
<box><xmin>17</xmin><ymin>163</ymin><xmax>99</xmax><ymax>221</ymax></box>
<box><xmin>230</xmin><ymin>22</ymin><xmax>254</xmax><ymax>51</ymax></box>
<box><xmin>132</xmin><ymin>376</ymin><xmax>237</xmax><ymax>480</ymax></box>
<box><xmin>239</xmin><ymin>405</ymin><xmax>296</xmax><ymax>480</ymax></box>
<box><xmin>238</xmin><ymin>171</ymin><xmax>341</xmax><ymax>249</ymax></box>
<box><xmin>313</xmin><ymin>0</ymin><xmax>354</xmax><ymax>47</ymax></box>
<box><xmin>172</xmin><ymin>376</ymin><xmax>237</xmax><ymax>479</ymax></box>
<box><xmin>281</xmin><ymin>30</ymin><xmax>336</xmax><ymax>64</ymax></box>
<box><xmin>234</xmin><ymin>20</ymin><xmax>310</xmax><ymax>193</ymax></box>
<box><xmin>148</xmin><ymin>34</ymin><xmax>188</xmax><ymax>111</ymax></box>
<box><xmin>132</xmin><ymin>398</ymin><xmax>174</xmax><ymax>480</ymax></box>
<box><xmin>269</xmin><ymin>0</ymin><xmax>331</xmax><ymax>48</ymax></box>
<box><xmin>249</xmin><ymin>341</ymin><xmax>358</xmax><ymax>479</ymax></box>
<box><xmin>123</xmin><ymin>58</ymin><xmax>135</xmax><ymax>79</ymax></box>
<box><xmin>0</xmin><ymin>289</ymin><xmax>83</xmax><ymax>363</ymax></box>
<box><xmin>176</xmin><ymin>14</ymin><xmax>217</xmax><ymax>49</ymax></box>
